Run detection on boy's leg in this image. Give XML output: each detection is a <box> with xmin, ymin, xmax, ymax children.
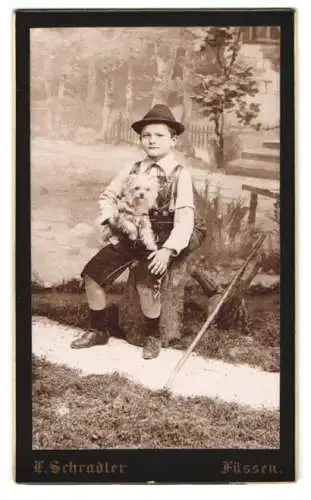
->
<box><xmin>85</xmin><ymin>273</ymin><xmax>108</xmax><ymax>310</ymax></box>
<box><xmin>70</xmin><ymin>275</ymin><xmax>111</xmax><ymax>348</ymax></box>
<box><xmin>71</xmin><ymin>241</ymin><xmax>137</xmax><ymax>349</ymax></box>
<box><xmin>136</xmin><ymin>255</ymin><xmax>189</xmax><ymax>356</ymax></box>
<box><xmin>135</xmin><ymin>277</ymin><xmax>162</xmax><ymax>360</ymax></box>
<box><xmin>136</xmin><ymin>282</ymin><xmax>161</xmax><ymax>318</ymax></box>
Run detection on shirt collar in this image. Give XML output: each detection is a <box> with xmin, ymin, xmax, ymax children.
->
<box><xmin>143</xmin><ymin>152</ymin><xmax>179</xmax><ymax>177</ymax></box>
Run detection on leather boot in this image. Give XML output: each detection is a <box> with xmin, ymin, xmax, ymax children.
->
<box><xmin>142</xmin><ymin>316</ymin><xmax>161</xmax><ymax>360</ymax></box>
<box><xmin>70</xmin><ymin>309</ymin><xmax>110</xmax><ymax>349</ymax></box>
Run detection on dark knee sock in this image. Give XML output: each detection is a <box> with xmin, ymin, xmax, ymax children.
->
<box><xmin>90</xmin><ymin>305</ymin><xmax>125</xmax><ymax>339</ymax></box>
<box><xmin>89</xmin><ymin>308</ymin><xmax>109</xmax><ymax>334</ymax></box>
<box><xmin>144</xmin><ymin>316</ymin><xmax>160</xmax><ymax>338</ymax></box>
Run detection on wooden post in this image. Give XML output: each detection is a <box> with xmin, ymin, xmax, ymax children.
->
<box><xmin>190</xmin><ymin>125</ymin><xmax>194</xmax><ymax>145</ymax></box>
<box><xmin>127</xmin><ymin>119</ymin><xmax>130</xmax><ymax>142</ymax></box>
<box><xmin>248</xmin><ymin>192</ymin><xmax>258</xmax><ymax>225</ymax></box>
<box><xmin>113</xmin><ymin>119</ymin><xmax>116</xmax><ymax>143</ymax></box>
<box><xmin>116</xmin><ymin>116</ymin><xmax>121</xmax><ymax>143</ymax></box>
<box><xmin>198</xmin><ymin>125</ymin><xmax>203</xmax><ymax>148</ymax></box>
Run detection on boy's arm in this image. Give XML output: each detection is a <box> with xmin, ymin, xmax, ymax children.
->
<box><xmin>162</xmin><ymin>168</ymin><xmax>195</xmax><ymax>256</ymax></box>
<box><xmin>163</xmin><ymin>208</ymin><xmax>194</xmax><ymax>256</ymax></box>
<box><xmin>98</xmin><ymin>164</ymin><xmax>133</xmax><ymax>223</ymax></box>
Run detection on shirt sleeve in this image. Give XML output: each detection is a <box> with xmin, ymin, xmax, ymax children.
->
<box><xmin>98</xmin><ymin>164</ymin><xmax>133</xmax><ymax>223</ymax></box>
<box><xmin>162</xmin><ymin>206</ymin><xmax>195</xmax><ymax>255</ymax></box>
<box><xmin>174</xmin><ymin>167</ymin><xmax>195</xmax><ymax>210</ymax></box>
<box><xmin>163</xmin><ymin>167</ymin><xmax>195</xmax><ymax>255</ymax></box>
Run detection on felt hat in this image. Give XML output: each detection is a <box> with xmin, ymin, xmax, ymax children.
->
<box><xmin>131</xmin><ymin>104</ymin><xmax>185</xmax><ymax>135</ymax></box>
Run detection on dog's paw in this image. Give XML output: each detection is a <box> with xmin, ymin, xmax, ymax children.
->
<box><xmin>126</xmin><ymin>226</ymin><xmax>138</xmax><ymax>240</ymax></box>
<box><xmin>145</xmin><ymin>243</ymin><xmax>158</xmax><ymax>251</ymax></box>
<box><xmin>127</xmin><ymin>231</ymin><xmax>137</xmax><ymax>241</ymax></box>
<box><xmin>110</xmin><ymin>235</ymin><xmax>120</xmax><ymax>245</ymax></box>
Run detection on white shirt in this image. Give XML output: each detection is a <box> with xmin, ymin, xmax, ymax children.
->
<box><xmin>98</xmin><ymin>152</ymin><xmax>195</xmax><ymax>255</ymax></box>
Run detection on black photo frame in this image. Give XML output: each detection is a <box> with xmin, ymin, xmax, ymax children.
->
<box><xmin>15</xmin><ymin>8</ymin><xmax>295</xmax><ymax>484</ymax></box>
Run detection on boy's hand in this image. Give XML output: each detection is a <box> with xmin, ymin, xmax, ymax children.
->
<box><xmin>147</xmin><ymin>248</ymin><xmax>173</xmax><ymax>275</ymax></box>
<box><xmin>107</xmin><ymin>217</ymin><xmax>117</xmax><ymax>228</ymax></box>
<box><xmin>100</xmin><ymin>216</ymin><xmax>118</xmax><ymax>229</ymax></box>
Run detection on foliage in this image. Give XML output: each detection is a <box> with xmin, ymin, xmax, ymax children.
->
<box><xmin>192</xmin><ymin>27</ymin><xmax>260</xmax><ymax>167</ymax></box>
<box><xmin>195</xmin><ymin>184</ymin><xmax>280</xmax><ymax>277</ymax></box>
<box><xmin>193</xmin><ymin>180</ymin><xmax>254</xmax><ymax>264</ymax></box>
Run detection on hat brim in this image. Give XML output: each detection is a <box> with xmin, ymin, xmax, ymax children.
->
<box><xmin>131</xmin><ymin>117</ymin><xmax>185</xmax><ymax>136</ymax></box>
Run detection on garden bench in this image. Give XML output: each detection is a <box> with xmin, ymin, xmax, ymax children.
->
<box><xmin>242</xmin><ymin>183</ymin><xmax>280</xmax><ymax>225</ymax></box>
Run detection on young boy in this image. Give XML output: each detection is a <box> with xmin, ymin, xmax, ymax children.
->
<box><xmin>71</xmin><ymin>104</ymin><xmax>203</xmax><ymax>359</ymax></box>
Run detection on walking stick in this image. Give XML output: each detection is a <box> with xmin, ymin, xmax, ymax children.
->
<box><xmin>163</xmin><ymin>233</ymin><xmax>266</xmax><ymax>392</ymax></box>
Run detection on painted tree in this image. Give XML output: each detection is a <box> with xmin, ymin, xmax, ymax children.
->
<box><xmin>31</xmin><ymin>27</ymin><xmax>213</xmax><ymax>147</ymax></box>
<box><xmin>31</xmin><ymin>28</ymin><xmax>140</xmax><ymax>137</ymax></box>
<box><xmin>64</xmin><ymin>28</ymin><xmax>129</xmax><ymax>138</ymax></box>
<box><xmin>31</xmin><ymin>28</ymin><xmax>82</xmax><ymax>136</ymax></box>
<box><xmin>142</xmin><ymin>27</ymin><xmax>211</xmax><ymax>156</ymax></box>
<box><xmin>192</xmin><ymin>27</ymin><xmax>260</xmax><ymax>168</ymax></box>
<box><xmin>71</xmin><ymin>27</ymin><xmax>169</xmax><ymax>137</ymax></box>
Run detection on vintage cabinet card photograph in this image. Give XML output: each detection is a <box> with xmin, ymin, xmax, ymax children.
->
<box><xmin>14</xmin><ymin>8</ymin><xmax>295</xmax><ymax>483</ymax></box>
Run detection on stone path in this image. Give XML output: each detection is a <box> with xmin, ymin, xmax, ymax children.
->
<box><xmin>32</xmin><ymin>316</ymin><xmax>279</xmax><ymax>411</ymax></box>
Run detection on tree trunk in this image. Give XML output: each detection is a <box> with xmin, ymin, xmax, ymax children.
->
<box><xmin>119</xmin><ymin>256</ymin><xmax>190</xmax><ymax>347</ymax></box>
<box><xmin>152</xmin><ymin>50</ymin><xmax>165</xmax><ymax>105</ymax></box>
<box><xmin>124</xmin><ymin>60</ymin><xmax>133</xmax><ymax>118</ymax></box>
<box><xmin>95</xmin><ymin>77</ymin><xmax>112</xmax><ymax>140</ymax></box>
<box><xmin>218</xmin><ymin>107</ymin><xmax>225</xmax><ymax>168</ymax></box>
<box><xmin>151</xmin><ymin>81</ymin><xmax>167</xmax><ymax>107</ymax></box>
<box><xmin>151</xmin><ymin>42</ymin><xmax>176</xmax><ymax>106</ymax></box>
<box><xmin>44</xmin><ymin>81</ymin><xmax>54</xmax><ymax>136</ymax></box>
<box><xmin>175</xmin><ymin>57</ymin><xmax>196</xmax><ymax>157</ymax></box>
<box><xmin>191</xmin><ymin>268</ymin><xmax>218</xmax><ymax>297</ymax></box>
<box><xmin>151</xmin><ymin>49</ymin><xmax>165</xmax><ymax>106</ymax></box>
<box><xmin>53</xmin><ymin>79</ymin><xmax>65</xmax><ymax>138</ymax></box>
<box><xmin>213</xmin><ymin>114</ymin><xmax>222</xmax><ymax>168</ymax></box>
<box><xmin>86</xmin><ymin>56</ymin><xmax>96</xmax><ymax>105</ymax></box>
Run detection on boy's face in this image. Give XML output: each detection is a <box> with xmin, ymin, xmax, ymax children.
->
<box><xmin>140</xmin><ymin>123</ymin><xmax>177</xmax><ymax>160</ymax></box>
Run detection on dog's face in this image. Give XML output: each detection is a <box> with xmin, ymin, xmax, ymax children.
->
<box><xmin>125</xmin><ymin>174</ymin><xmax>159</xmax><ymax>212</ymax></box>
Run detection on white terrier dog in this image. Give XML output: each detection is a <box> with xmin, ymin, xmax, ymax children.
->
<box><xmin>100</xmin><ymin>173</ymin><xmax>159</xmax><ymax>251</ymax></box>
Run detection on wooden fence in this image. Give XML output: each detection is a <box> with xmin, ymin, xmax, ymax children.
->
<box><xmin>31</xmin><ymin>106</ymin><xmax>215</xmax><ymax>151</ymax></box>
<box><xmin>95</xmin><ymin>118</ymin><xmax>214</xmax><ymax>151</ymax></box>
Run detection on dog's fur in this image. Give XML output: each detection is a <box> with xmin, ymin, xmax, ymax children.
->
<box><xmin>100</xmin><ymin>173</ymin><xmax>159</xmax><ymax>251</ymax></box>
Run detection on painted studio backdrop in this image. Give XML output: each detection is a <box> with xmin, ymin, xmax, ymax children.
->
<box><xmin>31</xmin><ymin>26</ymin><xmax>281</xmax><ymax>450</ymax></box>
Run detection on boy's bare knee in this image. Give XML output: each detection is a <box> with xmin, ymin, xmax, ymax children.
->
<box><xmin>85</xmin><ymin>274</ymin><xmax>102</xmax><ymax>290</ymax></box>
<box><xmin>84</xmin><ymin>274</ymin><xmax>107</xmax><ymax>305</ymax></box>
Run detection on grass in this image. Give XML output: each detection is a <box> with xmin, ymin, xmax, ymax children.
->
<box><xmin>32</xmin><ymin>283</ymin><xmax>280</xmax><ymax>373</ymax></box>
<box><xmin>32</xmin><ymin>355</ymin><xmax>279</xmax><ymax>450</ymax></box>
